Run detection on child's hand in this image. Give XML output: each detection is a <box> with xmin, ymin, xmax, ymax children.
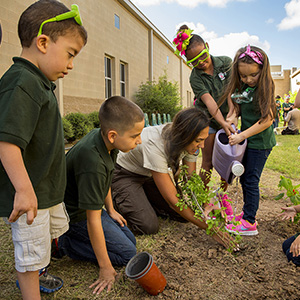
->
<box><xmin>8</xmin><ymin>189</ymin><xmax>37</xmax><ymax>225</ymax></box>
<box><xmin>290</xmin><ymin>235</ymin><xmax>300</xmax><ymax>257</ymax></box>
<box><xmin>89</xmin><ymin>266</ymin><xmax>117</xmax><ymax>294</ymax></box>
<box><xmin>278</xmin><ymin>206</ymin><xmax>297</xmax><ymax>222</ymax></box>
<box><xmin>222</xmin><ymin>122</ymin><xmax>236</xmax><ymax>136</ymax></box>
<box><xmin>226</xmin><ymin>116</ymin><xmax>238</xmax><ymax>128</ymax></box>
<box><xmin>228</xmin><ymin>132</ymin><xmax>244</xmax><ymax>145</ymax></box>
<box><xmin>108</xmin><ymin>209</ymin><xmax>127</xmax><ymax>227</ymax></box>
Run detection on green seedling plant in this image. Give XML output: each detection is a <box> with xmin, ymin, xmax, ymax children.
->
<box><xmin>176</xmin><ymin>166</ymin><xmax>241</xmax><ymax>252</ymax></box>
<box><xmin>275</xmin><ymin>175</ymin><xmax>300</xmax><ymax>223</ymax></box>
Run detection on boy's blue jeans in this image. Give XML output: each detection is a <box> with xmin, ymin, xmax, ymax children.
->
<box><xmin>59</xmin><ymin>210</ymin><xmax>136</xmax><ymax>266</ymax></box>
<box><xmin>282</xmin><ymin>234</ymin><xmax>300</xmax><ymax>266</ymax></box>
<box><xmin>240</xmin><ymin>148</ymin><xmax>272</xmax><ymax>224</ymax></box>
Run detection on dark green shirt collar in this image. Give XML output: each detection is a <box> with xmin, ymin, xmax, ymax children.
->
<box><xmin>13</xmin><ymin>57</ymin><xmax>56</xmax><ymax>91</ymax></box>
<box><xmin>194</xmin><ymin>55</ymin><xmax>222</xmax><ymax>76</ymax></box>
<box><xmin>94</xmin><ymin>129</ymin><xmax>119</xmax><ymax>169</ymax></box>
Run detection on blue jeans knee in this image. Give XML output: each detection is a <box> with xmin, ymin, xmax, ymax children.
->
<box><xmin>282</xmin><ymin>234</ymin><xmax>300</xmax><ymax>266</ymax></box>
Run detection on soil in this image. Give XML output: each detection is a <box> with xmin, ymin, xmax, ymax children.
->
<box><xmin>137</xmin><ymin>168</ymin><xmax>300</xmax><ymax>300</ymax></box>
<box><xmin>1</xmin><ymin>168</ymin><xmax>300</xmax><ymax>300</ymax></box>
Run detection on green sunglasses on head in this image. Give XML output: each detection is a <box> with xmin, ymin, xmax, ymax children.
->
<box><xmin>37</xmin><ymin>4</ymin><xmax>82</xmax><ymax>37</ymax></box>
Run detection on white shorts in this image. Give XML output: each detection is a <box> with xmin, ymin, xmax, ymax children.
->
<box><xmin>4</xmin><ymin>203</ymin><xmax>69</xmax><ymax>273</ymax></box>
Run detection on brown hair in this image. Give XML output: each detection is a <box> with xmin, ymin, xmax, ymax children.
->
<box><xmin>162</xmin><ymin>107</ymin><xmax>209</xmax><ymax>180</ymax></box>
<box><xmin>99</xmin><ymin>96</ymin><xmax>144</xmax><ymax>135</ymax></box>
<box><xmin>18</xmin><ymin>0</ymin><xmax>87</xmax><ymax>48</ymax></box>
<box><xmin>219</xmin><ymin>45</ymin><xmax>276</xmax><ymax>121</ymax></box>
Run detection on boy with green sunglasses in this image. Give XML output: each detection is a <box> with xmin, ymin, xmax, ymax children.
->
<box><xmin>0</xmin><ymin>0</ymin><xmax>87</xmax><ymax>299</ymax></box>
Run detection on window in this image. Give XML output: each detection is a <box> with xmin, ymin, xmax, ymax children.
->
<box><xmin>114</xmin><ymin>14</ymin><xmax>120</xmax><ymax>29</ymax></box>
<box><xmin>187</xmin><ymin>91</ymin><xmax>192</xmax><ymax>106</ymax></box>
<box><xmin>105</xmin><ymin>56</ymin><xmax>112</xmax><ymax>99</ymax></box>
<box><xmin>120</xmin><ymin>62</ymin><xmax>126</xmax><ymax>97</ymax></box>
<box><xmin>167</xmin><ymin>56</ymin><xmax>169</xmax><ymax>64</ymax></box>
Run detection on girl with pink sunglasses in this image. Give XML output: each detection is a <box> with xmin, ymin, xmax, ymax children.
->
<box><xmin>221</xmin><ymin>45</ymin><xmax>276</xmax><ymax>236</ymax></box>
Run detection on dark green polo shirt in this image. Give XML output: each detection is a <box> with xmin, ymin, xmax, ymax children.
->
<box><xmin>190</xmin><ymin>55</ymin><xmax>232</xmax><ymax>130</ymax></box>
<box><xmin>239</xmin><ymin>89</ymin><xmax>276</xmax><ymax>149</ymax></box>
<box><xmin>64</xmin><ymin>128</ymin><xmax>119</xmax><ymax>223</ymax></box>
<box><xmin>282</xmin><ymin>102</ymin><xmax>293</xmax><ymax>115</ymax></box>
<box><xmin>0</xmin><ymin>57</ymin><xmax>66</xmax><ymax>217</ymax></box>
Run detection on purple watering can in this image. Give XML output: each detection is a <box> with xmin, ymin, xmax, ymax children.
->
<box><xmin>212</xmin><ymin>125</ymin><xmax>247</xmax><ymax>184</ymax></box>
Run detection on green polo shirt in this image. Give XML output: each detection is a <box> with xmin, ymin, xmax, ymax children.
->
<box><xmin>0</xmin><ymin>57</ymin><xmax>66</xmax><ymax>217</ymax></box>
<box><xmin>190</xmin><ymin>55</ymin><xmax>232</xmax><ymax>130</ymax></box>
<box><xmin>282</xmin><ymin>102</ymin><xmax>293</xmax><ymax>115</ymax></box>
<box><xmin>64</xmin><ymin>128</ymin><xmax>119</xmax><ymax>223</ymax></box>
<box><xmin>239</xmin><ymin>88</ymin><xmax>276</xmax><ymax>149</ymax></box>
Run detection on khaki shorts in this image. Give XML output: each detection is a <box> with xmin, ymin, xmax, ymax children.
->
<box><xmin>4</xmin><ymin>203</ymin><xmax>69</xmax><ymax>273</ymax></box>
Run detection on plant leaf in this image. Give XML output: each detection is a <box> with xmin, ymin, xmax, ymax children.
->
<box><xmin>274</xmin><ymin>193</ymin><xmax>284</xmax><ymax>200</ymax></box>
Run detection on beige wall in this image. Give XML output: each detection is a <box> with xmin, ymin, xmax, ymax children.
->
<box><xmin>274</xmin><ymin>70</ymin><xmax>291</xmax><ymax>98</ymax></box>
<box><xmin>0</xmin><ymin>0</ymin><xmax>193</xmax><ymax>116</ymax></box>
<box><xmin>152</xmin><ymin>34</ymin><xmax>192</xmax><ymax>108</ymax></box>
<box><xmin>291</xmin><ymin>69</ymin><xmax>300</xmax><ymax>93</ymax></box>
<box><xmin>271</xmin><ymin>65</ymin><xmax>291</xmax><ymax>98</ymax></box>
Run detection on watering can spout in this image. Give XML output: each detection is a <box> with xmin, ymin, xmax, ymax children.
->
<box><xmin>212</xmin><ymin>125</ymin><xmax>247</xmax><ymax>184</ymax></box>
<box><xmin>231</xmin><ymin>161</ymin><xmax>244</xmax><ymax>177</ymax></box>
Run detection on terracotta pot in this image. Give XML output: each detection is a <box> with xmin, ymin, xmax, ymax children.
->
<box><xmin>125</xmin><ymin>252</ymin><xmax>167</xmax><ymax>295</ymax></box>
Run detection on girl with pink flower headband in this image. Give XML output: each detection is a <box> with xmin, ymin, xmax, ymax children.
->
<box><xmin>173</xmin><ymin>25</ymin><xmax>235</xmax><ymax>213</ymax></box>
<box><xmin>218</xmin><ymin>45</ymin><xmax>276</xmax><ymax>236</ymax></box>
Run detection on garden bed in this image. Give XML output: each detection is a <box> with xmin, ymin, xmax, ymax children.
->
<box><xmin>1</xmin><ymin>168</ymin><xmax>300</xmax><ymax>299</ymax></box>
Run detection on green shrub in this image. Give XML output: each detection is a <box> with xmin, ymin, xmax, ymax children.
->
<box><xmin>62</xmin><ymin>117</ymin><xmax>74</xmax><ymax>141</ymax></box>
<box><xmin>64</xmin><ymin>112</ymin><xmax>93</xmax><ymax>139</ymax></box>
<box><xmin>87</xmin><ymin>111</ymin><xmax>100</xmax><ymax>128</ymax></box>
<box><xmin>135</xmin><ymin>72</ymin><xmax>182</xmax><ymax>119</ymax></box>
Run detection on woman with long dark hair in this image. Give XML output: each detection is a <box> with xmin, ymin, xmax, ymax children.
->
<box><xmin>111</xmin><ymin>107</ymin><xmax>234</xmax><ymax>248</ymax></box>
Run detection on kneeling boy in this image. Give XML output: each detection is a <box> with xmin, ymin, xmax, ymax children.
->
<box><xmin>56</xmin><ymin>96</ymin><xmax>144</xmax><ymax>294</ymax></box>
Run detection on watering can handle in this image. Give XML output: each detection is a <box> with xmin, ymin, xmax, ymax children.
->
<box><xmin>231</xmin><ymin>144</ymin><xmax>237</xmax><ymax>155</ymax></box>
<box><xmin>230</xmin><ymin>124</ymin><xmax>237</xmax><ymax>155</ymax></box>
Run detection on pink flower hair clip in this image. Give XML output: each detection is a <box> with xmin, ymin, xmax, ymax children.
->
<box><xmin>173</xmin><ymin>28</ymin><xmax>193</xmax><ymax>56</ymax></box>
<box><xmin>238</xmin><ymin>44</ymin><xmax>264</xmax><ymax>65</ymax></box>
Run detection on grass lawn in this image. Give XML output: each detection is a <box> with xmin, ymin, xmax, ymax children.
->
<box><xmin>266</xmin><ymin>134</ymin><xmax>300</xmax><ymax>181</ymax></box>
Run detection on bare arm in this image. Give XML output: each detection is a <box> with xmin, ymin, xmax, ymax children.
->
<box><xmin>87</xmin><ymin>209</ymin><xmax>117</xmax><ymax>294</ymax></box>
<box><xmin>0</xmin><ymin>141</ymin><xmax>37</xmax><ymax>224</ymax></box>
<box><xmin>182</xmin><ymin>160</ymin><xmax>196</xmax><ymax>177</ymax></box>
<box><xmin>226</xmin><ymin>94</ymin><xmax>235</xmax><ymax>118</ymax></box>
<box><xmin>226</xmin><ymin>95</ymin><xmax>239</xmax><ymax>127</ymax></box>
<box><xmin>201</xmin><ymin>93</ymin><xmax>235</xmax><ymax>136</ymax></box>
<box><xmin>104</xmin><ymin>188</ymin><xmax>126</xmax><ymax>227</ymax></box>
<box><xmin>151</xmin><ymin>171</ymin><xmax>206</xmax><ymax>228</ymax></box>
<box><xmin>228</xmin><ymin>115</ymin><xmax>273</xmax><ymax>146</ymax></box>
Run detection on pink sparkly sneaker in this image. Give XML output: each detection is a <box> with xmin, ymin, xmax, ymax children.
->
<box><xmin>226</xmin><ymin>218</ymin><xmax>258</xmax><ymax>236</ymax></box>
